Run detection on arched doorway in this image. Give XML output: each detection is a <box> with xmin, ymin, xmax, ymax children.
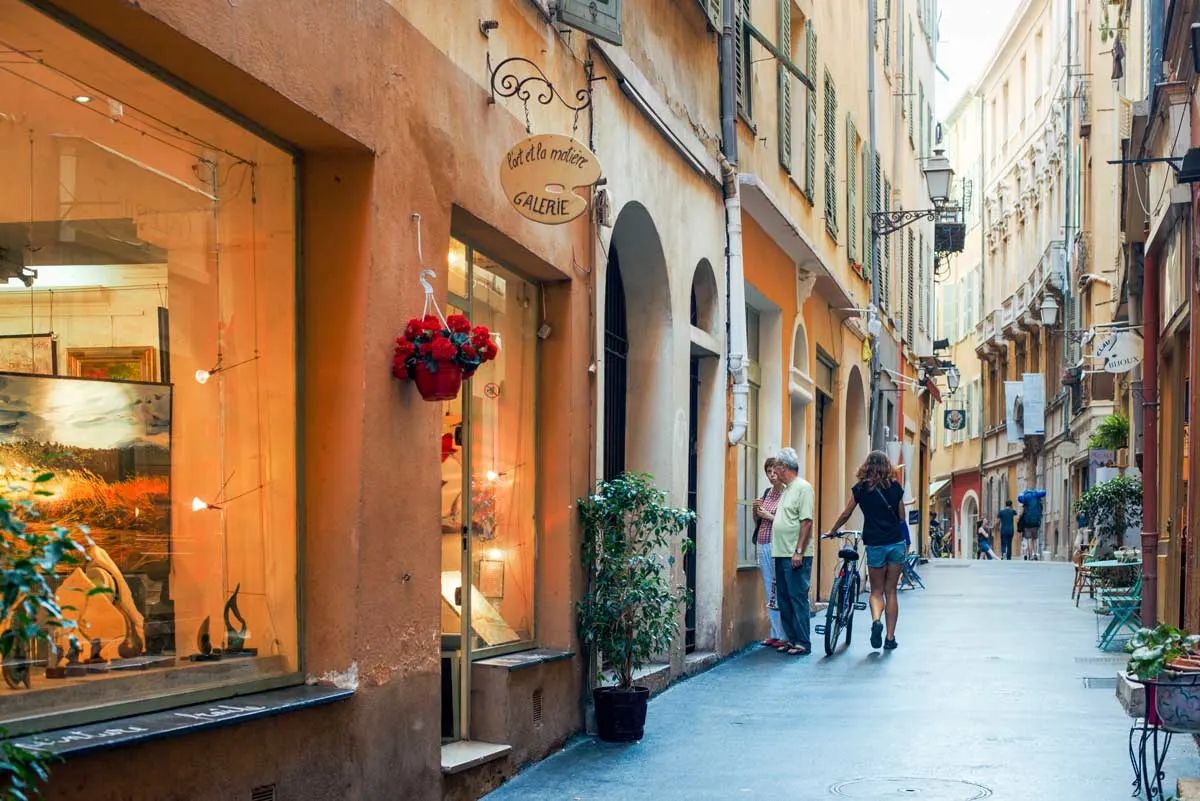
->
<box><xmin>961</xmin><ymin>491</ymin><xmax>980</xmax><ymax>558</ymax></box>
<box><xmin>788</xmin><ymin>318</ymin><xmax>813</xmax><ymax>474</ymax></box>
<box><xmin>603</xmin><ymin>253</ymin><xmax>628</xmax><ymax>482</ymax></box>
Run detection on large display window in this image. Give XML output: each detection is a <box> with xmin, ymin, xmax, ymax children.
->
<box><xmin>0</xmin><ymin>2</ymin><xmax>298</xmax><ymax>731</ymax></box>
<box><xmin>440</xmin><ymin>237</ymin><xmax>538</xmax><ymax>740</ymax></box>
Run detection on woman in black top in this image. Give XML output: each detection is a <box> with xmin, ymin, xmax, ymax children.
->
<box><xmin>827</xmin><ymin>451</ymin><xmax>907</xmax><ymax>651</ymax></box>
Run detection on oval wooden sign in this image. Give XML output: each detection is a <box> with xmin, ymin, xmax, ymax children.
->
<box><xmin>500</xmin><ymin>134</ymin><xmax>602</xmax><ymax>225</ymax></box>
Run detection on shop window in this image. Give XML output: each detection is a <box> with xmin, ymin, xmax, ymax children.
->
<box><xmin>441</xmin><ymin>239</ymin><xmax>537</xmax><ymax>664</ymax></box>
<box><xmin>0</xmin><ymin>2</ymin><xmax>297</xmax><ymax>732</ymax></box>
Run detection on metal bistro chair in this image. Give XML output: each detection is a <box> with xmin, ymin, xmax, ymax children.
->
<box><xmin>1072</xmin><ymin>539</ymin><xmax>1100</xmax><ymax>606</ymax></box>
<box><xmin>1129</xmin><ymin>671</ymin><xmax>1200</xmax><ymax>799</ymax></box>
<box><xmin>1095</xmin><ymin>573</ymin><xmax>1142</xmax><ymax>651</ymax></box>
<box><xmin>898</xmin><ymin>551</ymin><xmax>925</xmax><ymax>591</ymax></box>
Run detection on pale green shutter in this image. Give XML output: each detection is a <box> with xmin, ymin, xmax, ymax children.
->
<box><xmin>735</xmin><ymin>0</ymin><xmax>747</xmax><ymax>117</ymax></box>
<box><xmin>823</xmin><ymin>71</ymin><xmax>838</xmax><ymax>237</ymax></box>
<box><xmin>906</xmin><ymin>229</ymin><xmax>915</xmax><ymax>343</ymax></box>
<box><xmin>778</xmin><ymin>0</ymin><xmax>792</xmax><ymax>171</ymax></box>
<box><xmin>882</xmin><ymin>176</ymin><xmax>891</xmax><ymax>311</ymax></box>
<box><xmin>918</xmin><ymin>83</ymin><xmax>925</xmax><ymax>156</ymax></box>
<box><xmin>862</xmin><ymin>147</ymin><xmax>871</xmax><ymax>282</ymax></box>
<box><xmin>804</xmin><ymin>26</ymin><xmax>818</xmax><ymax>202</ymax></box>
<box><xmin>907</xmin><ymin>20</ymin><xmax>914</xmax><ymax>142</ymax></box>
<box><xmin>704</xmin><ymin>0</ymin><xmax>722</xmax><ymax>27</ymax></box>
<box><xmin>883</xmin><ymin>0</ymin><xmax>892</xmax><ymax>69</ymax></box>
<box><xmin>847</xmin><ymin>116</ymin><xmax>857</xmax><ymax>263</ymax></box>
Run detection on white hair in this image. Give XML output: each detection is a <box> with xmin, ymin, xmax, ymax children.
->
<box><xmin>776</xmin><ymin>447</ymin><xmax>800</xmax><ymax>471</ymax></box>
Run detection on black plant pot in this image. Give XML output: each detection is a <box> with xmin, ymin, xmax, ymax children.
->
<box><xmin>593</xmin><ymin>685</ymin><xmax>650</xmax><ymax>742</ymax></box>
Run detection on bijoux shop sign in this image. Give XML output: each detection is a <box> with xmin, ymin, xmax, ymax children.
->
<box><xmin>500</xmin><ymin>134</ymin><xmax>602</xmax><ymax>225</ymax></box>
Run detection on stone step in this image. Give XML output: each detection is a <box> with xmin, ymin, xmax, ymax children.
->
<box><xmin>1178</xmin><ymin>777</ymin><xmax>1200</xmax><ymax>800</ymax></box>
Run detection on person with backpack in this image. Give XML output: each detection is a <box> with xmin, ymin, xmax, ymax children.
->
<box><xmin>1018</xmin><ymin>489</ymin><xmax>1047</xmax><ymax>560</ymax></box>
<box><xmin>827</xmin><ymin>450</ymin><xmax>907</xmax><ymax>651</ymax></box>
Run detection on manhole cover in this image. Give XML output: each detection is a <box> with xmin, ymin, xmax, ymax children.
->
<box><xmin>830</xmin><ymin>778</ymin><xmax>992</xmax><ymax>799</ymax></box>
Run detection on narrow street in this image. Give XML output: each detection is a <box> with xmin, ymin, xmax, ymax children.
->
<box><xmin>487</xmin><ymin>561</ymin><xmax>1194</xmax><ymax>801</ymax></box>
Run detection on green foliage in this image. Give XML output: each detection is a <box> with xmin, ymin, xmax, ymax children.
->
<box><xmin>1088</xmin><ymin>413</ymin><xmax>1131</xmax><ymax>451</ymax></box>
<box><xmin>577</xmin><ymin>473</ymin><xmax>695</xmax><ymax>691</ymax></box>
<box><xmin>1125</xmin><ymin>624</ymin><xmax>1200</xmax><ymax>680</ymax></box>
<box><xmin>1075</xmin><ymin>475</ymin><xmax>1142</xmax><ymax>551</ymax></box>
<box><xmin>1</xmin><ymin>474</ymin><xmax>95</xmax><ymax>800</ymax></box>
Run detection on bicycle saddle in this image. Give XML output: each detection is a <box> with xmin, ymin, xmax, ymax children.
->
<box><xmin>838</xmin><ymin>547</ymin><xmax>860</xmax><ymax>561</ymax></box>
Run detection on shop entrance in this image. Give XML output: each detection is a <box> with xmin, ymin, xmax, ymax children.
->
<box><xmin>602</xmin><ymin>253</ymin><xmax>628</xmax><ymax>482</ymax></box>
<box><xmin>685</xmin><ymin>356</ymin><xmax>699</xmax><ymax>653</ymax></box>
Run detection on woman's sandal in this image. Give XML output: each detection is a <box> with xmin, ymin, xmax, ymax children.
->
<box><xmin>786</xmin><ymin>646</ymin><xmax>810</xmax><ymax>656</ymax></box>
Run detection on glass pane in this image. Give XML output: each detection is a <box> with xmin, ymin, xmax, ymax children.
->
<box><xmin>746</xmin><ymin>306</ymin><xmax>761</xmax><ymax>362</ymax></box>
<box><xmin>467</xmin><ymin>252</ymin><xmax>536</xmax><ymax>650</ymax></box>
<box><xmin>448</xmin><ymin>238</ymin><xmax>468</xmax><ymax>299</ymax></box>
<box><xmin>0</xmin><ymin>2</ymin><xmax>297</xmax><ymax>728</ymax></box>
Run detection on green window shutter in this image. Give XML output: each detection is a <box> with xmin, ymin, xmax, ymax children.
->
<box><xmin>907</xmin><ymin>21</ymin><xmax>914</xmax><ymax>142</ymax></box>
<box><xmin>918</xmin><ymin>83</ymin><xmax>925</xmax><ymax>156</ymax></box>
<box><xmin>919</xmin><ymin>233</ymin><xmax>928</xmax><ymax>335</ymax></box>
<box><xmin>847</xmin><ymin>116</ymin><xmax>857</xmax><ymax>263</ymax></box>
<box><xmin>778</xmin><ymin>0</ymin><xmax>792</xmax><ymax>172</ymax></box>
<box><xmin>823</xmin><ymin>71</ymin><xmax>838</xmax><ymax>237</ymax></box>
<box><xmin>882</xmin><ymin>175</ymin><xmax>891</xmax><ymax>311</ymax></box>
<box><xmin>804</xmin><ymin>26</ymin><xmax>818</xmax><ymax>202</ymax></box>
<box><xmin>906</xmin><ymin>229</ymin><xmax>915</xmax><ymax>344</ymax></box>
<box><xmin>703</xmin><ymin>0</ymin><xmax>722</xmax><ymax>28</ymax></box>
<box><xmin>558</xmin><ymin>0</ymin><xmax>623</xmax><ymax>45</ymax></box>
<box><xmin>862</xmin><ymin>147</ymin><xmax>871</xmax><ymax>282</ymax></box>
<box><xmin>734</xmin><ymin>0</ymin><xmax>746</xmax><ymax>117</ymax></box>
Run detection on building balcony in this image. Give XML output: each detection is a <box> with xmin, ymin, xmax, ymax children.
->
<box><xmin>1078</xmin><ymin>79</ymin><xmax>1092</xmax><ymax>138</ymax></box>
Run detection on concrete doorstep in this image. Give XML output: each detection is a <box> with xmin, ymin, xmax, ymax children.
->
<box><xmin>1179</xmin><ymin>777</ymin><xmax>1200</xmax><ymax>800</ymax></box>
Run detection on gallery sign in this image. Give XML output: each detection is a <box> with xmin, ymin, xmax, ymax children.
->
<box><xmin>1094</xmin><ymin>330</ymin><xmax>1143</xmax><ymax>374</ymax></box>
<box><xmin>500</xmin><ymin>134</ymin><xmax>602</xmax><ymax>225</ymax></box>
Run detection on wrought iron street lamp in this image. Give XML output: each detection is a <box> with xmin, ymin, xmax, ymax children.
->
<box><xmin>870</xmin><ymin>148</ymin><xmax>959</xmax><ymax>237</ymax></box>
<box><xmin>1038</xmin><ymin>295</ymin><xmax>1060</xmax><ymax>327</ymax></box>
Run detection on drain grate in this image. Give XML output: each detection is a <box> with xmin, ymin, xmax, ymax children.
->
<box><xmin>830</xmin><ymin>777</ymin><xmax>992</xmax><ymax>799</ymax></box>
<box><xmin>1082</xmin><ymin>676</ymin><xmax>1119</xmax><ymax>689</ymax></box>
<box><xmin>1075</xmin><ymin>655</ymin><xmax>1128</xmax><ymax>664</ymax></box>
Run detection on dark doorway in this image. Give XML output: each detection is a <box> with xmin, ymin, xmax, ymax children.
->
<box><xmin>603</xmin><ymin>252</ymin><xmax>628</xmax><ymax>482</ymax></box>
<box><xmin>685</xmin><ymin>356</ymin><xmax>700</xmax><ymax>653</ymax></box>
<box><xmin>814</xmin><ymin>391</ymin><xmax>830</xmax><ymax>600</ymax></box>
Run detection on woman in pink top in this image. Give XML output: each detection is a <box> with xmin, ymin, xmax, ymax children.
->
<box><xmin>752</xmin><ymin>457</ymin><xmax>786</xmax><ymax>647</ymax></box>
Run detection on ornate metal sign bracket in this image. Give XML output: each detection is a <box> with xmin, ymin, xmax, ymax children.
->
<box><xmin>487</xmin><ymin>55</ymin><xmax>603</xmax><ymax>118</ymax></box>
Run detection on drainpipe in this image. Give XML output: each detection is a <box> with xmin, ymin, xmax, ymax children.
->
<box><xmin>720</xmin><ymin>0</ymin><xmax>748</xmax><ymax>446</ymax></box>
<box><xmin>1142</xmin><ymin>247</ymin><xmax>1159</xmax><ymax>627</ymax></box>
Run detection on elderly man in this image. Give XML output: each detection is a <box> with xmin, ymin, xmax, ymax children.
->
<box><xmin>770</xmin><ymin>447</ymin><xmax>816</xmax><ymax>656</ymax></box>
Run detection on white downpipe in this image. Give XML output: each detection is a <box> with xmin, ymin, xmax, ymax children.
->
<box><xmin>722</xmin><ymin>156</ymin><xmax>749</xmax><ymax>446</ymax></box>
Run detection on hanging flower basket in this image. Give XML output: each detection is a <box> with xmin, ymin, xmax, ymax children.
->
<box><xmin>393</xmin><ymin>313</ymin><xmax>498</xmax><ymax>402</ymax></box>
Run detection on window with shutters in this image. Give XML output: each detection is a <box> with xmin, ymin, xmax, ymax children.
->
<box><xmin>883</xmin><ymin>0</ymin><xmax>892</xmax><ymax>73</ymax></box>
<box><xmin>882</xmin><ymin>175</ymin><xmax>891</xmax><ymax>312</ymax></box>
<box><xmin>918</xmin><ymin>83</ymin><xmax>925</xmax><ymax>157</ymax></box>
<box><xmin>847</xmin><ymin>116</ymin><xmax>858</xmax><ymax>265</ymax></box>
<box><xmin>735</xmin><ymin>0</ymin><xmax>752</xmax><ymax>123</ymax></box>
<box><xmin>906</xmin><ymin>229</ymin><xmax>915</xmax><ymax>344</ymax></box>
<box><xmin>698</xmin><ymin>0</ymin><xmax>722</xmax><ymax>29</ymax></box>
<box><xmin>823</xmin><ymin>70</ymin><xmax>837</xmax><ymax>238</ymax></box>
<box><xmin>862</xmin><ymin>146</ymin><xmax>872</xmax><ymax>282</ymax></box>
<box><xmin>803</xmin><ymin>25</ymin><xmax>818</xmax><ymax>202</ymax></box>
<box><xmin>907</xmin><ymin>20</ymin><xmax>914</xmax><ymax>144</ymax></box>
<box><xmin>919</xmin><ymin>234</ymin><xmax>928</xmax><ymax>336</ymax></box>
<box><xmin>777</xmin><ymin>0</ymin><xmax>793</xmax><ymax>172</ymax></box>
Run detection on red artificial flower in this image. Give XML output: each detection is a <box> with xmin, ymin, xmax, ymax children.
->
<box><xmin>420</xmin><ymin>340</ymin><xmax>435</xmax><ymax>355</ymax></box>
<box><xmin>430</xmin><ymin>336</ymin><xmax>458</xmax><ymax>361</ymax></box>
<box><xmin>422</xmin><ymin>315</ymin><xmax>443</xmax><ymax>333</ymax></box>
<box><xmin>461</xmin><ymin>344</ymin><xmax>479</xmax><ymax>360</ymax></box>
<box><xmin>404</xmin><ymin>318</ymin><xmax>424</xmax><ymax>340</ymax></box>
<box><xmin>446</xmin><ymin>314</ymin><xmax>471</xmax><ymax>334</ymax></box>
<box><xmin>481</xmin><ymin>341</ymin><xmax>499</xmax><ymax>361</ymax></box>
<box><xmin>394</xmin><ymin>338</ymin><xmax>415</xmax><ymax>358</ymax></box>
<box><xmin>391</xmin><ymin>359</ymin><xmax>410</xmax><ymax>380</ymax></box>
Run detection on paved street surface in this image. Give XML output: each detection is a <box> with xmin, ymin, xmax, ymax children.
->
<box><xmin>487</xmin><ymin>560</ymin><xmax>1196</xmax><ymax>800</ymax></box>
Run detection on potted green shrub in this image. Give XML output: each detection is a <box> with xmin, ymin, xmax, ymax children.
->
<box><xmin>577</xmin><ymin>473</ymin><xmax>694</xmax><ymax>743</ymax></box>
<box><xmin>1074</xmin><ymin>475</ymin><xmax>1142</xmax><ymax>561</ymax></box>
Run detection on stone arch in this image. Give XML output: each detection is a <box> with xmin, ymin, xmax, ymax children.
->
<box><xmin>690</xmin><ymin>258</ymin><xmax>719</xmax><ymax>336</ymax></box>
<box><xmin>606</xmin><ymin>201</ymin><xmax>674</xmax><ymax>483</ymax></box>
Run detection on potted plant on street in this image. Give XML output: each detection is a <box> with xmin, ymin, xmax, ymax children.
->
<box><xmin>392</xmin><ymin>313</ymin><xmax>498</xmax><ymax>401</ymax></box>
<box><xmin>577</xmin><ymin>473</ymin><xmax>694</xmax><ymax>743</ymax></box>
<box><xmin>1074</xmin><ymin>475</ymin><xmax>1142</xmax><ymax>561</ymax></box>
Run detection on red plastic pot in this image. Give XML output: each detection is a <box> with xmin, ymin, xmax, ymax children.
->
<box><xmin>412</xmin><ymin>361</ymin><xmax>463</xmax><ymax>401</ymax></box>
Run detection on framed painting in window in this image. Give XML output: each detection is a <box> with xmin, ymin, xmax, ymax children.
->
<box><xmin>66</xmin><ymin>346</ymin><xmax>157</xmax><ymax>382</ymax></box>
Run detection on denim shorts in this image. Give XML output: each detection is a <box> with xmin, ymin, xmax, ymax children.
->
<box><xmin>866</xmin><ymin>541</ymin><xmax>907</xmax><ymax>568</ymax></box>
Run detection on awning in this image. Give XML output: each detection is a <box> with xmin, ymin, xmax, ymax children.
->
<box><xmin>927</xmin><ymin>478</ymin><xmax>951</xmax><ymax>498</ymax></box>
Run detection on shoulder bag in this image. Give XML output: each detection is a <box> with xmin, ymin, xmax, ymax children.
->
<box><xmin>873</xmin><ymin>484</ymin><xmax>910</xmax><ymax>547</ymax></box>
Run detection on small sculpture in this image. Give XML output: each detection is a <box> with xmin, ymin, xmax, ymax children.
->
<box><xmin>223</xmin><ymin>584</ymin><xmax>257</xmax><ymax>657</ymax></box>
<box><xmin>2</xmin><ymin>631</ymin><xmax>31</xmax><ymax>689</ymax></box>
<box><xmin>44</xmin><ymin>638</ymin><xmax>66</xmax><ymax>679</ymax></box>
<box><xmin>65</xmin><ymin>639</ymin><xmax>86</xmax><ymax>677</ymax></box>
<box><xmin>189</xmin><ymin>616</ymin><xmax>221</xmax><ymax>662</ymax></box>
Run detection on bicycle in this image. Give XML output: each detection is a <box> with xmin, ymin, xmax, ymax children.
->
<box><xmin>815</xmin><ymin>530</ymin><xmax>868</xmax><ymax>656</ymax></box>
<box><xmin>930</xmin><ymin>529</ymin><xmax>953</xmax><ymax>559</ymax></box>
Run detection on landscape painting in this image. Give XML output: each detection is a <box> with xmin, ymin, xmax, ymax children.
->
<box><xmin>0</xmin><ymin>372</ymin><xmax>171</xmax><ymax>579</ymax></box>
<box><xmin>0</xmin><ymin>333</ymin><xmax>57</xmax><ymax>375</ymax></box>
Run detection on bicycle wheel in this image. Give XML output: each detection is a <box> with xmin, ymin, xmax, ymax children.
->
<box><xmin>843</xmin><ymin>573</ymin><xmax>860</xmax><ymax>646</ymax></box>
<box><xmin>824</xmin><ymin>577</ymin><xmax>843</xmax><ymax>656</ymax></box>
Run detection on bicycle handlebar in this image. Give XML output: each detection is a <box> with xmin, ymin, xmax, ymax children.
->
<box><xmin>823</xmin><ymin>529</ymin><xmax>863</xmax><ymax>540</ymax></box>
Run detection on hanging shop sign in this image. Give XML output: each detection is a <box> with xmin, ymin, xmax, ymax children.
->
<box><xmin>500</xmin><ymin>134</ymin><xmax>602</xmax><ymax>225</ymax></box>
<box><xmin>1094</xmin><ymin>330</ymin><xmax>1144</xmax><ymax>374</ymax></box>
<box><xmin>944</xmin><ymin>409</ymin><xmax>967</xmax><ymax>432</ymax></box>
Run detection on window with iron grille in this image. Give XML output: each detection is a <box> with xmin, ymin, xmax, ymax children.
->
<box><xmin>823</xmin><ymin>70</ymin><xmax>837</xmax><ymax>238</ymax></box>
<box><xmin>847</xmin><ymin>116</ymin><xmax>858</xmax><ymax>264</ymax></box>
<box><xmin>906</xmin><ymin>228</ymin><xmax>915</xmax><ymax>344</ymax></box>
<box><xmin>804</xmin><ymin>24</ymin><xmax>818</xmax><ymax>202</ymax></box>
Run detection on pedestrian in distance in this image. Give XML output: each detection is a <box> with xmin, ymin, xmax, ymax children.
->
<box><xmin>751</xmin><ymin>457</ymin><xmax>786</xmax><ymax>649</ymax></box>
<box><xmin>769</xmin><ymin>448</ymin><xmax>816</xmax><ymax>656</ymax></box>
<box><xmin>1018</xmin><ymin>489</ymin><xmax>1046</xmax><ymax>560</ymax></box>
<box><xmin>996</xmin><ymin>499</ymin><xmax>1017</xmax><ymax>560</ymax></box>
<box><xmin>827</xmin><ymin>450</ymin><xmax>906</xmax><ymax>651</ymax></box>
<box><xmin>976</xmin><ymin>520</ymin><xmax>998</xmax><ymax>560</ymax></box>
